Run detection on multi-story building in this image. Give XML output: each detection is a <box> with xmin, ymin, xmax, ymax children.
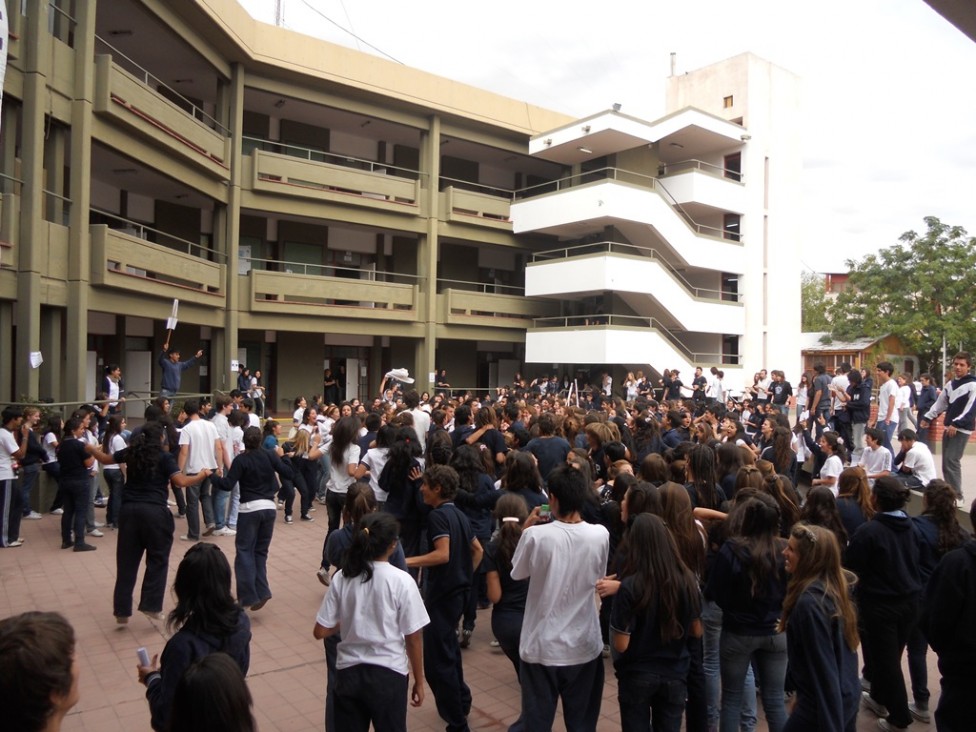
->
<box><xmin>513</xmin><ymin>53</ymin><xmax>802</xmax><ymax>392</ymax></box>
<box><xmin>0</xmin><ymin>0</ymin><xmax>572</xmax><ymax>411</ymax></box>
<box><xmin>0</xmin><ymin>1</ymin><xmax>799</xmax><ymax>411</ymax></box>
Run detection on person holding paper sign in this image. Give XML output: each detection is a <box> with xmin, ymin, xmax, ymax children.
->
<box><xmin>159</xmin><ymin>340</ymin><xmax>203</xmax><ymax>398</ymax></box>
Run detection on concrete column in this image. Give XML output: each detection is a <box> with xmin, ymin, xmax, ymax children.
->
<box><xmin>15</xmin><ymin>0</ymin><xmax>51</xmax><ymax>398</ymax></box>
<box><xmin>215</xmin><ymin>63</ymin><xmax>245</xmax><ymax>393</ymax></box>
<box><xmin>39</xmin><ymin>308</ymin><xmax>63</xmax><ymax>399</ymax></box>
<box><xmin>0</xmin><ymin>302</ymin><xmax>12</xmax><ymax>401</ymax></box>
<box><xmin>417</xmin><ymin>115</ymin><xmax>441</xmax><ymax>392</ymax></box>
<box><xmin>64</xmin><ymin>0</ymin><xmax>97</xmax><ymax>402</ymax></box>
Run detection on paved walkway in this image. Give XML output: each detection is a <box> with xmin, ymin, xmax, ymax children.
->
<box><xmin>2</xmin><ymin>469</ymin><xmax>966</xmax><ymax>731</ymax></box>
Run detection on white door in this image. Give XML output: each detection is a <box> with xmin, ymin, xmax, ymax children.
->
<box><xmin>345</xmin><ymin>358</ymin><xmax>359</xmax><ymax>402</ymax></box>
<box><xmin>125</xmin><ymin>351</ymin><xmax>152</xmax><ymax>420</ymax></box>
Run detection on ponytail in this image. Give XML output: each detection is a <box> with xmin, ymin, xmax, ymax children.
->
<box><xmin>340</xmin><ymin>512</ymin><xmax>399</xmax><ymax>582</ymax></box>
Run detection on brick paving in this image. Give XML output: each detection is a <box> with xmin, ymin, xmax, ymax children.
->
<box><xmin>1</xmin><ymin>478</ymin><xmax>963</xmax><ymax>731</ymax></box>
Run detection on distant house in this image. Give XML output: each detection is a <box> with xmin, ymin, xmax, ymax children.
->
<box><xmin>800</xmin><ymin>333</ymin><xmax>918</xmax><ymax>376</ymax></box>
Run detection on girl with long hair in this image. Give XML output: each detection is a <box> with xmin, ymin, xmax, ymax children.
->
<box><xmin>137</xmin><ymin>543</ymin><xmax>251</xmax><ymax>732</ymax></box>
<box><xmin>379</xmin><ymin>427</ymin><xmax>425</xmax><ymax>559</ymax></box>
<box><xmin>100</xmin><ymin>414</ymin><xmax>127</xmax><ymax>529</ymax></box>
<box><xmin>835</xmin><ymin>466</ymin><xmax>875</xmax><ymax>540</ymax></box>
<box><xmin>799</xmin><ymin>486</ymin><xmax>848</xmax><ymax>550</ymax></box>
<box><xmin>810</xmin><ymin>431</ymin><xmax>846</xmax><ymax>495</ymax></box>
<box><xmin>290</xmin><ymin>428</ymin><xmax>322</xmax><ymax>523</ymax></box>
<box><xmin>610</xmin><ymin>513</ymin><xmax>703</xmax><ymax>732</ymax></box>
<box><xmin>453</xmin><ymin>444</ymin><xmax>496</xmax><ymax>646</ymax></box>
<box><xmin>314</xmin><ymin>512</ymin><xmax>428</xmax><ymax>732</ymax></box>
<box><xmin>262</xmin><ymin>420</ymin><xmax>295</xmax><ymax>522</ymax></box>
<box><xmin>167</xmin><ymin>653</ymin><xmax>256</xmax><ymax>732</ymax></box>
<box><xmin>761</xmin><ymin>426</ymin><xmax>798</xmax><ymax>486</ymax></box>
<box><xmin>326</xmin><ymin>417</ymin><xmax>364</xmax><ymax>535</ymax></box>
<box><xmin>685</xmin><ymin>443</ymin><xmax>725</xmax><ymax>510</ymax></box>
<box><xmin>500</xmin><ymin>450</ymin><xmax>547</xmax><ymax>509</ymax></box>
<box><xmin>705</xmin><ymin>493</ymin><xmax>789</xmax><ymax>732</ymax></box>
<box><xmin>780</xmin><ymin>523</ymin><xmax>860</xmax><ymax>731</ymax></box>
<box><xmin>716</xmin><ymin>441</ymin><xmax>745</xmax><ymax>500</ymax></box>
<box><xmin>41</xmin><ymin>413</ymin><xmax>64</xmax><ymax>514</ymax></box>
<box><xmin>905</xmin><ymin>480</ymin><xmax>970</xmax><ymax>722</ymax></box>
<box><xmin>762</xmin><ymin>474</ymin><xmax>801</xmax><ymax>538</ymax></box>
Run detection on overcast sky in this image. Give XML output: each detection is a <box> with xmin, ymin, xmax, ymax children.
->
<box><xmin>238</xmin><ymin>0</ymin><xmax>976</xmax><ymax>272</ymax></box>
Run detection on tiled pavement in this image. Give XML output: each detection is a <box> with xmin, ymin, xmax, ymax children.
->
<box><xmin>0</xmin><ymin>497</ymin><xmax>950</xmax><ymax>732</ymax></box>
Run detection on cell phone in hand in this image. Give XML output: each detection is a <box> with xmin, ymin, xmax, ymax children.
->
<box><xmin>539</xmin><ymin>504</ymin><xmax>550</xmax><ymax>520</ymax></box>
<box><xmin>137</xmin><ymin>647</ymin><xmax>151</xmax><ymax>667</ymax></box>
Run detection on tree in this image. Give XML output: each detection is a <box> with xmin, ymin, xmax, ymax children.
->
<box><xmin>828</xmin><ymin>217</ymin><xmax>976</xmax><ymax>374</ymax></box>
<box><xmin>801</xmin><ymin>271</ymin><xmax>832</xmax><ymax>332</ymax></box>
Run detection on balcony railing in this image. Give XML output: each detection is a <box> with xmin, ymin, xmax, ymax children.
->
<box><xmin>49</xmin><ymin>1</ymin><xmax>76</xmax><ymax>48</ymax></box>
<box><xmin>658</xmin><ymin>159</ymin><xmax>743</xmax><ymax>181</ymax></box>
<box><xmin>439</xmin><ymin>287</ymin><xmax>561</xmax><ymax>328</ymax></box>
<box><xmin>95</xmin><ymin>36</ymin><xmax>228</xmax><ymax>135</ymax></box>
<box><xmin>92</xmin><ymin>210</ymin><xmax>224</xmax><ymax>262</ymax></box>
<box><xmin>530</xmin><ymin>241</ymin><xmax>740</xmax><ymax>302</ymax></box>
<box><xmin>530</xmin><ymin>314</ymin><xmax>735</xmax><ymax>365</ymax></box>
<box><xmin>440</xmin><ymin>185</ymin><xmax>511</xmax><ymax>227</ymax></box>
<box><xmin>243</xmin><ymin>137</ymin><xmax>420</xmax><ymax>178</ymax></box>
<box><xmin>513</xmin><ymin>166</ymin><xmax>739</xmax><ymax>241</ymax></box>
<box><xmin>44</xmin><ymin>190</ymin><xmax>72</xmax><ymax>227</ymax></box>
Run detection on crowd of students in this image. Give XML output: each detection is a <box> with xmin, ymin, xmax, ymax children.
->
<box><xmin>3</xmin><ymin>353</ymin><xmax>976</xmax><ymax>732</ymax></box>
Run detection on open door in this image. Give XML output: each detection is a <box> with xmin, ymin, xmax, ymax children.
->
<box><xmin>125</xmin><ymin>351</ymin><xmax>152</xmax><ymax>420</ymax></box>
<box><xmin>345</xmin><ymin>358</ymin><xmax>359</xmax><ymax>402</ymax></box>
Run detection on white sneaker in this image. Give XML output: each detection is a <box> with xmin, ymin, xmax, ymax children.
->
<box><xmin>215</xmin><ymin>527</ymin><xmax>237</xmax><ymax>536</ymax></box>
<box><xmin>24</xmin><ymin>511</ymin><xmax>43</xmax><ymax>520</ymax></box>
<box><xmin>50</xmin><ymin>508</ymin><xmax>64</xmax><ymax>515</ymax></box>
<box><xmin>93</xmin><ymin>521</ymin><xmax>106</xmax><ymax>528</ymax></box>
<box><xmin>86</xmin><ymin>528</ymin><xmax>104</xmax><ymax>537</ymax></box>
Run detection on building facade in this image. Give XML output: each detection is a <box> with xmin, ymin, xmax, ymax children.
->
<box><xmin>513</xmin><ymin>53</ymin><xmax>802</xmax><ymax>391</ymax></box>
<box><xmin>0</xmin><ymin>1</ymin><xmax>799</xmax><ymax>411</ymax></box>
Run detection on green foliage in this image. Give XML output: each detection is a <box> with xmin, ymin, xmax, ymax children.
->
<box><xmin>828</xmin><ymin>217</ymin><xmax>976</xmax><ymax>372</ymax></box>
<box><xmin>801</xmin><ymin>271</ymin><xmax>832</xmax><ymax>332</ymax></box>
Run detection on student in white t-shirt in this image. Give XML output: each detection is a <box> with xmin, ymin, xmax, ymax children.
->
<box><xmin>315</xmin><ymin>511</ymin><xmax>429</xmax><ymax>731</ymax></box>
<box><xmin>510</xmin><ymin>464</ymin><xmax>610</xmax><ymax>730</ymax></box>
<box><xmin>811</xmin><ymin>431</ymin><xmax>846</xmax><ymax>497</ymax></box>
<box><xmin>893</xmin><ymin>429</ymin><xmax>937</xmax><ymax>489</ymax></box>
<box><xmin>857</xmin><ymin>427</ymin><xmax>893</xmax><ymax>486</ymax></box>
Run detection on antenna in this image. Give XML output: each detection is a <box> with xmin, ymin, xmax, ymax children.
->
<box><xmin>275</xmin><ymin>0</ymin><xmax>284</xmax><ymax>26</ymax></box>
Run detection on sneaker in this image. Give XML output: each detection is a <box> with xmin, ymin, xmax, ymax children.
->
<box><xmin>317</xmin><ymin>568</ymin><xmax>331</xmax><ymax>586</ymax></box>
<box><xmin>249</xmin><ymin>598</ymin><xmax>268</xmax><ymax>612</ymax></box>
<box><xmin>860</xmin><ymin>676</ymin><xmax>872</xmax><ymax>693</ymax></box>
<box><xmin>50</xmin><ymin>508</ymin><xmax>64</xmax><ymax>515</ymax></box>
<box><xmin>203</xmin><ymin>523</ymin><xmax>216</xmax><ymax>537</ymax></box>
<box><xmin>284</xmin><ymin>515</ymin><xmax>294</xmax><ymax>524</ymax></box>
<box><xmin>861</xmin><ymin>692</ymin><xmax>889</xmax><ymax>718</ymax></box>
<box><xmin>115</xmin><ymin>616</ymin><xmax>129</xmax><ymax>625</ymax></box>
<box><xmin>24</xmin><ymin>511</ymin><xmax>43</xmax><ymax>520</ymax></box>
<box><xmin>460</xmin><ymin>629</ymin><xmax>472</xmax><ymax>649</ymax></box>
<box><xmin>301</xmin><ymin>514</ymin><xmax>314</xmax><ymax>522</ymax></box>
<box><xmin>179</xmin><ymin>534</ymin><xmax>198</xmax><ymax>542</ymax></box>
<box><xmin>602</xmin><ymin>644</ymin><xmax>611</xmax><ymax>658</ymax></box>
<box><xmin>909</xmin><ymin>702</ymin><xmax>931</xmax><ymax>724</ymax></box>
<box><xmin>316</xmin><ymin>496</ymin><xmax>328</xmax><ymax>505</ymax></box>
<box><xmin>141</xmin><ymin>610</ymin><xmax>165</xmax><ymax>621</ymax></box>
<box><xmin>93</xmin><ymin>497</ymin><xmax>107</xmax><ymax>507</ymax></box>
<box><xmin>93</xmin><ymin>521</ymin><xmax>106</xmax><ymax>528</ymax></box>
<box><xmin>277</xmin><ymin>500</ymin><xmax>284</xmax><ymax>510</ymax></box>
<box><xmin>878</xmin><ymin>720</ymin><xmax>908</xmax><ymax>732</ymax></box>
<box><xmin>73</xmin><ymin>543</ymin><xmax>97</xmax><ymax>552</ymax></box>
<box><xmin>167</xmin><ymin>499</ymin><xmax>176</xmax><ymax>507</ymax></box>
<box><xmin>7</xmin><ymin>538</ymin><xmax>24</xmax><ymax>547</ymax></box>
<box><xmin>86</xmin><ymin>529</ymin><xmax>104</xmax><ymax>538</ymax></box>
<box><xmin>61</xmin><ymin>541</ymin><xmax>73</xmax><ymax>549</ymax></box>
<box><xmin>489</xmin><ymin>639</ymin><xmax>500</xmax><ymax>648</ymax></box>
<box><xmin>214</xmin><ymin>527</ymin><xmax>237</xmax><ymax>537</ymax></box>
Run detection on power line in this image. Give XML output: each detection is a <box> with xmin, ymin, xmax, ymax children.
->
<box><xmin>299</xmin><ymin>0</ymin><xmax>404</xmax><ymax>65</ymax></box>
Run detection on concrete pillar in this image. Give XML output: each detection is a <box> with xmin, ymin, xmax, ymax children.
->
<box><xmin>15</xmin><ymin>0</ymin><xmax>51</xmax><ymax>399</ymax></box>
<box><xmin>0</xmin><ymin>302</ymin><xmax>12</xmax><ymax>401</ymax></box>
<box><xmin>417</xmin><ymin>115</ymin><xmax>441</xmax><ymax>392</ymax></box>
<box><xmin>64</xmin><ymin>0</ymin><xmax>97</xmax><ymax>402</ymax></box>
<box><xmin>39</xmin><ymin>308</ymin><xmax>63</xmax><ymax>399</ymax></box>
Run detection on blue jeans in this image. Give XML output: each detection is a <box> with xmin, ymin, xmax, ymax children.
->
<box><xmin>882</xmin><ymin>420</ymin><xmax>898</xmax><ymax>457</ymax></box>
<box><xmin>103</xmin><ymin>468</ymin><xmax>124</xmax><ymax>526</ymax></box>
<box><xmin>20</xmin><ymin>465</ymin><xmax>40</xmax><ymax>515</ymax></box>
<box><xmin>213</xmin><ymin>483</ymin><xmax>239</xmax><ymax>529</ymax></box>
<box><xmin>617</xmin><ymin>671</ymin><xmax>686</xmax><ymax>732</ymax></box>
<box><xmin>719</xmin><ymin>630</ymin><xmax>788</xmax><ymax>732</ymax></box>
<box><xmin>234</xmin><ymin>509</ymin><xmax>275</xmax><ymax>606</ymax></box>
<box><xmin>703</xmin><ymin>600</ymin><xmax>756</xmax><ymax>732</ymax></box>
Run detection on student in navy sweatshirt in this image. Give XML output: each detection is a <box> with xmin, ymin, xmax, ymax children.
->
<box><xmin>845</xmin><ymin>476</ymin><xmax>921</xmax><ymax>731</ymax></box>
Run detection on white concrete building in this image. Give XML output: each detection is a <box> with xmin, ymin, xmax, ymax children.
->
<box><xmin>511</xmin><ymin>53</ymin><xmax>802</xmax><ymax>391</ymax></box>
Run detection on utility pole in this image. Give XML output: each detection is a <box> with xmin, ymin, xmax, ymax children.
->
<box><xmin>274</xmin><ymin>0</ymin><xmax>284</xmax><ymax>26</ymax></box>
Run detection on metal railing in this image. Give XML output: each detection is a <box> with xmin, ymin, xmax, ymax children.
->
<box><xmin>439</xmin><ymin>176</ymin><xmax>514</xmax><ymax>199</ymax></box>
<box><xmin>512</xmin><ymin>166</ymin><xmax>741</xmax><ymax>242</ymax></box>
<box><xmin>0</xmin><ymin>172</ymin><xmax>23</xmax><ymax>195</ymax></box>
<box><xmin>243</xmin><ymin>256</ymin><xmax>421</xmax><ymax>285</ymax></box>
<box><xmin>658</xmin><ymin>158</ymin><xmax>743</xmax><ymax>181</ymax></box>
<box><xmin>530</xmin><ymin>241</ymin><xmax>740</xmax><ymax>302</ymax></box>
<box><xmin>43</xmin><ymin>190</ymin><xmax>71</xmax><ymax>226</ymax></box>
<box><xmin>3</xmin><ymin>391</ymin><xmax>213</xmax><ymax>414</ymax></box>
<box><xmin>94</xmin><ymin>36</ymin><xmax>229</xmax><ymax>136</ymax></box>
<box><xmin>437</xmin><ymin>277</ymin><xmax>524</xmax><ymax>295</ymax></box>
<box><xmin>530</xmin><ymin>313</ymin><xmax>734</xmax><ymax>365</ymax></box>
<box><xmin>48</xmin><ymin>1</ymin><xmax>76</xmax><ymax>46</ymax></box>
<box><xmin>92</xmin><ymin>209</ymin><xmax>225</xmax><ymax>263</ymax></box>
<box><xmin>243</xmin><ymin>136</ymin><xmax>424</xmax><ymax>179</ymax></box>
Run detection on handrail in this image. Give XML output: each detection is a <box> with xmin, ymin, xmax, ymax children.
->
<box><xmin>529</xmin><ymin>241</ymin><xmax>740</xmax><ymax>302</ymax></box>
<box><xmin>440</xmin><ymin>176</ymin><xmax>514</xmax><ymax>199</ymax></box>
<box><xmin>245</xmin><ymin>256</ymin><xmax>422</xmax><ymax>284</ymax></box>
<box><xmin>530</xmin><ymin>314</ymin><xmax>733</xmax><ymax>364</ymax></box>
<box><xmin>438</xmin><ymin>278</ymin><xmax>524</xmax><ymax>295</ymax></box>
<box><xmin>92</xmin><ymin>209</ymin><xmax>226</xmax><ymax>263</ymax></box>
<box><xmin>94</xmin><ymin>36</ymin><xmax>229</xmax><ymax>136</ymax></box>
<box><xmin>3</xmin><ymin>391</ymin><xmax>213</xmax><ymax>412</ymax></box>
<box><xmin>244</xmin><ymin>136</ymin><xmax>424</xmax><ymax>179</ymax></box>
<box><xmin>48</xmin><ymin>2</ymin><xmax>76</xmax><ymax>23</ymax></box>
<box><xmin>43</xmin><ymin>189</ymin><xmax>72</xmax><ymax>225</ymax></box>
<box><xmin>659</xmin><ymin>158</ymin><xmax>743</xmax><ymax>181</ymax></box>
<box><xmin>512</xmin><ymin>166</ymin><xmax>741</xmax><ymax>242</ymax></box>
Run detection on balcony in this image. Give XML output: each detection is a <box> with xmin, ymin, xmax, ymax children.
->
<box><xmin>526</xmin><ymin>314</ymin><xmax>741</xmax><ymax>380</ymax></box>
<box><xmin>246</xmin><ymin>140</ymin><xmax>422</xmax><ymax>215</ymax></box>
<box><xmin>440</xmin><ymin>184</ymin><xmax>512</xmax><ymax>231</ymax></box>
<box><xmin>527</xmin><ymin>242</ymin><xmax>744</xmax><ymax>334</ymax></box>
<box><xmin>93</xmin><ymin>52</ymin><xmax>230</xmax><ymax>179</ymax></box>
<box><xmin>244</xmin><ymin>262</ymin><xmax>419</xmax><ymax>320</ymax></box>
<box><xmin>512</xmin><ymin>168</ymin><xmax>745</xmax><ymax>273</ymax></box>
<box><xmin>438</xmin><ymin>282</ymin><xmax>560</xmax><ymax>329</ymax></box>
<box><xmin>657</xmin><ymin>160</ymin><xmax>746</xmax><ymax>214</ymax></box>
<box><xmin>90</xmin><ymin>222</ymin><xmax>225</xmax><ymax>307</ymax></box>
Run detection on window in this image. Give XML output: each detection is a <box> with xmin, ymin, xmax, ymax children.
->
<box><xmin>724</xmin><ymin>152</ymin><xmax>741</xmax><ymax>182</ymax></box>
<box><xmin>723</xmin><ymin>95</ymin><xmax>734</xmax><ymax>109</ymax></box>
<box><xmin>722</xmin><ymin>335</ymin><xmax>740</xmax><ymax>365</ymax></box>
<box><xmin>723</xmin><ymin>213</ymin><xmax>741</xmax><ymax>242</ymax></box>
